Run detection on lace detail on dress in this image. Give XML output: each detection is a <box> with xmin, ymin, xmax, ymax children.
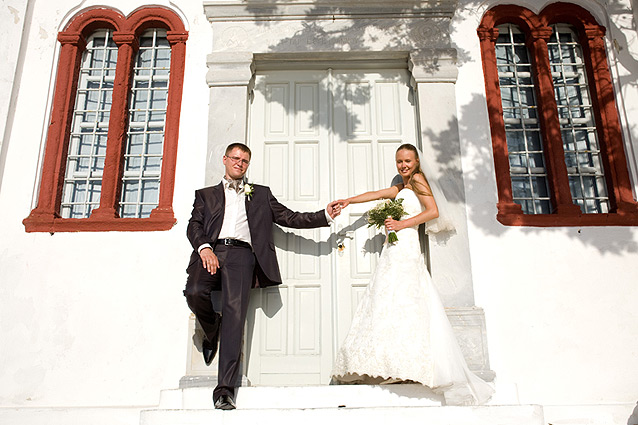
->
<box><xmin>331</xmin><ymin>189</ymin><xmax>494</xmax><ymax>406</ymax></box>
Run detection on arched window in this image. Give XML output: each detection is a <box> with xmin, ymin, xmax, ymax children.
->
<box><xmin>477</xmin><ymin>3</ymin><xmax>638</xmax><ymax>226</ymax></box>
<box><xmin>23</xmin><ymin>7</ymin><xmax>188</xmax><ymax>232</ymax></box>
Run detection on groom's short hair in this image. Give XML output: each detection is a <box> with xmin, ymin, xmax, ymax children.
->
<box><xmin>226</xmin><ymin>142</ymin><xmax>251</xmax><ymax>158</ymax></box>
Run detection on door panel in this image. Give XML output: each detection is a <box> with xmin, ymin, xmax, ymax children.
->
<box><xmin>332</xmin><ymin>70</ymin><xmax>418</xmax><ymax>349</ymax></box>
<box><xmin>248</xmin><ymin>71</ymin><xmax>332</xmax><ymax>385</ymax></box>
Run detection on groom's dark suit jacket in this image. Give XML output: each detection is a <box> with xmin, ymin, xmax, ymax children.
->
<box><xmin>187</xmin><ymin>182</ymin><xmax>329</xmax><ymax>288</ymax></box>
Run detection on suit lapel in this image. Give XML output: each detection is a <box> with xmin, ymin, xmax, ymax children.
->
<box><xmin>207</xmin><ymin>183</ymin><xmax>225</xmax><ymax>222</ymax></box>
<box><xmin>212</xmin><ymin>182</ymin><xmax>224</xmax><ymax>206</ymax></box>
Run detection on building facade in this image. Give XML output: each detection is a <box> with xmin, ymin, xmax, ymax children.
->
<box><xmin>1</xmin><ymin>1</ymin><xmax>637</xmax><ymax>424</ymax></box>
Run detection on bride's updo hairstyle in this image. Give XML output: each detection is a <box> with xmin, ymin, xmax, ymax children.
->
<box><xmin>396</xmin><ymin>143</ymin><xmax>432</xmax><ymax>197</ymax></box>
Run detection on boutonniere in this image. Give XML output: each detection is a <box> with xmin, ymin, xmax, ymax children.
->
<box><xmin>243</xmin><ymin>183</ymin><xmax>254</xmax><ymax>200</ymax></box>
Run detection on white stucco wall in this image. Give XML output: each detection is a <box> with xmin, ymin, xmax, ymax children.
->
<box><xmin>0</xmin><ymin>0</ymin><xmax>212</xmax><ymax>407</ymax></box>
<box><xmin>453</xmin><ymin>0</ymin><xmax>638</xmax><ymax>407</ymax></box>
<box><xmin>0</xmin><ymin>0</ymin><xmax>637</xmax><ymax>421</ymax></box>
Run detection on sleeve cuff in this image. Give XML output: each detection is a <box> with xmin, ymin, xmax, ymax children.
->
<box><xmin>198</xmin><ymin>243</ymin><xmax>212</xmax><ymax>253</ymax></box>
<box><xmin>325</xmin><ymin>209</ymin><xmax>334</xmax><ymax>224</ymax></box>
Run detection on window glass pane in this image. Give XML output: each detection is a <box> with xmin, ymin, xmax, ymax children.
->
<box><xmin>61</xmin><ymin>30</ymin><xmax>116</xmax><ymax>218</ymax></box>
<box><xmin>120</xmin><ymin>29</ymin><xmax>170</xmax><ymax>218</ymax></box>
<box><xmin>496</xmin><ymin>24</ymin><xmax>553</xmax><ymax>214</ymax></box>
<box><xmin>549</xmin><ymin>24</ymin><xmax>609</xmax><ymax>213</ymax></box>
<box><xmin>506</xmin><ymin>130</ymin><xmax>526</xmax><ymax>152</ymax></box>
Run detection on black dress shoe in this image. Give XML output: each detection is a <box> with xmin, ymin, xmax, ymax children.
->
<box><xmin>214</xmin><ymin>394</ymin><xmax>236</xmax><ymax>410</ymax></box>
<box><xmin>202</xmin><ymin>333</ymin><xmax>219</xmax><ymax>366</ymax></box>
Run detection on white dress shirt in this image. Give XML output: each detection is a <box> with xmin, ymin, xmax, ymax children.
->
<box><xmin>218</xmin><ymin>179</ymin><xmax>252</xmax><ymax>244</ymax></box>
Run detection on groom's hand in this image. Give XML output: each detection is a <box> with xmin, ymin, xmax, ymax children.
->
<box><xmin>200</xmin><ymin>248</ymin><xmax>219</xmax><ymax>274</ymax></box>
<box><xmin>327</xmin><ymin>200</ymin><xmax>342</xmax><ymax>219</ymax></box>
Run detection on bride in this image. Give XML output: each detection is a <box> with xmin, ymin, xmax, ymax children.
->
<box><xmin>331</xmin><ymin>143</ymin><xmax>494</xmax><ymax>406</ymax></box>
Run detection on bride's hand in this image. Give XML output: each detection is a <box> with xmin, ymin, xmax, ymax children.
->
<box><xmin>384</xmin><ymin>217</ymin><xmax>405</xmax><ymax>232</ymax></box>
<box><xmin>336</xmin><ymin>199</ymin><xmax>350</xmax><ymax>208</ymax></box>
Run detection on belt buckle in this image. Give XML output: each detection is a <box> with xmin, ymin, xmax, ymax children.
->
<box><xmin>223</xmin><ymin>239</ymin><xmax>233</xmax><ymax>246</ymax></box>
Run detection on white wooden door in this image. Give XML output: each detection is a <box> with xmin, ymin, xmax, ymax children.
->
<box><xmin>246</xmin><ymin>69</ymin><xmax>417</xmax><ymax>386</ymax></box>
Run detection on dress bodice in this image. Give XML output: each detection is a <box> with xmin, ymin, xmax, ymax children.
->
<box><xmin>396</xmin><ymin>188</ymin><xmax>423</xmax><ymax>227</ymax></box>
<box><xmin>388</xmin><ymin>188</ymin><xmax>423</xmax><ymax>248</ymax></box>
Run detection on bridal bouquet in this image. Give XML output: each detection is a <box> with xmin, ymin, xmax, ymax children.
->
<box><xmin>366</xmin><ymin>198</ymin><xmax>406</xmax><ymax>244</ymax></box>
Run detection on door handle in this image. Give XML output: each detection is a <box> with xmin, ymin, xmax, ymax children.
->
<box><xmin>335</xmin><ymin>228</ymin><xmax>354</xmax><ymax>254</ymax></box>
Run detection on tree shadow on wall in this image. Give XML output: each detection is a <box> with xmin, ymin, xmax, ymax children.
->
<box><xmin>236</xmin><ymin>0</ymin><xmax>638</xmax><ymax>255</ymax></box>
<box><xmin>239</xmin><ymin>1</ymin><xmax>471</xmax><ymax>144</ymax></box>
<box><xmin>243</xmin><ymin>3</ymin><xmax>456</xmax><ymax>53</ymax></box>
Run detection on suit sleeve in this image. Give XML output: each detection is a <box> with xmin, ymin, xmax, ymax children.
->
<box><xmin>186</xmin><ymin>190</ymin><xmax>214</xmax><ymax>250</ymax></box>
<box><xmin>266</xmin><ymin>187</ymin><xmax>329</xmax><ymax>229</ymax></box>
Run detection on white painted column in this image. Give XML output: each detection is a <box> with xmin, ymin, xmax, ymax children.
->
<box><xmin>181</xmin><ymin>52</ymin><xmax>255</xmax><ymax>386</ymax></box>
<box><xmin>205</xmin><ymin>52</ymin><xmax>254</xmax><ymax>186</ymax></box>
<box><xmin>409</xmin><ymin>49</ymin><xmax>493</xmax><ymax>379</ymax></box>
<box><xmin>409</xmin><ymin>48</ymin><xmax>474</xmax><ymax>307</ymax></box>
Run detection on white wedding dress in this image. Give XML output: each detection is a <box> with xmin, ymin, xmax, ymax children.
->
<box><xmin>331</xmin><ymin>188</ymin><xmax>494</xmax><ymax>405</ymax></box>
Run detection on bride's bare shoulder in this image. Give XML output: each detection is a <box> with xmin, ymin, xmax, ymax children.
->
<box><xmin>410</xmin><ymin>173</ymin><xmax>432</xmax><ymax>195</ymax></box>
<box><xmin>412</xmin><ymin>172</ymin><xmax>428</xmax><ymax>185</ymax></box>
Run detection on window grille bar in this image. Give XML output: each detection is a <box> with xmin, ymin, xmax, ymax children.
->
<box><xmin>60</xmin><ymin>30</ymin><xmax>117</xmax><ymax>218</ymax></box>
<box><xmin>549</xmin><ymin>25</ymin><xmax>609</xmax><ymax>213</ymax></box>
<box><xmin>119</xmin><ymin>28</ymin><xmax>170</xmax><ymax>218</ymax></box>
<box><xmin>496</xmin><ymin>24</ymin><xmax>553</xmax><ymax>214</ymax></box>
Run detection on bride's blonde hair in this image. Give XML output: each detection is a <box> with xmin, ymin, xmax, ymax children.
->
<box><xmin>397</xmin><ymin>144</ymin><xmax>432</xmax><ymax>197</ymax></box>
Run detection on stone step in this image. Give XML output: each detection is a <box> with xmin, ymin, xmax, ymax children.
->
<box><xmin>159</xmin><ymin>384</ymin><xmax>445</xmax><ymax>410</ymax></box>
<box><xmin>141</xmin><ymin>383</ymin><xmax>535</xmax><ymax>425</ymax></box>
<box><xmin>140</xmin><ymin>404</ymin><xmax>544</xmax><ymax>425</ymax></box>
<box><xmin>157</xmin><ymin>382</ymin><xmax>520</xmax><ymax>410</ymax></box>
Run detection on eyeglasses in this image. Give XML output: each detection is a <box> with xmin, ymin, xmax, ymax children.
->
<box><xmin>226</xmin><ymin>155</ymin><xmax>250</xmax><ymax>166</ymax></box>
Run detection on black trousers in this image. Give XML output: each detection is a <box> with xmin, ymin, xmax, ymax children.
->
<box><xmin>184</xmin><ymin>244</ymin><xmax>255</xmax><ymax>401</ymax></box>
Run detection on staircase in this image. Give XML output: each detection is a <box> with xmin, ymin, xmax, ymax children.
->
<box><xmin>140</xmin><ymin>384</ymin><xmax>544</xmax><ymax>425</ymax></box>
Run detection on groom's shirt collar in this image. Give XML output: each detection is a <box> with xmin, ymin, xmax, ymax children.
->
<box><xmin>223</xmin><ymin>176</ymin><xmax>244</xmax><ymax>193</ymax></box>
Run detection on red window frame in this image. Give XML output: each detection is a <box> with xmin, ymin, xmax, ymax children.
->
<box><xmin>23</xmin><ymin>7</ymin><xmax>188</xmax><ymax>232</ymax></box>
<box><xmin>477</xmin><ymin>2</ymin><xmax>638</xmax><ymax>226</ymax></box>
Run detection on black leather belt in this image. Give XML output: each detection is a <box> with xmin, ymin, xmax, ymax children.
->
<box><xmin>216</xmin><ymin>238</ymin><xmax>251</xmax><ymax>249</ymax></box>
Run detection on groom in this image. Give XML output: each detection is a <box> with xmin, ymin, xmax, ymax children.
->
<box><xmin>184</xmin><ymin>142</ymin><xmax>340</xmax><ymax>410</ymax></box>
